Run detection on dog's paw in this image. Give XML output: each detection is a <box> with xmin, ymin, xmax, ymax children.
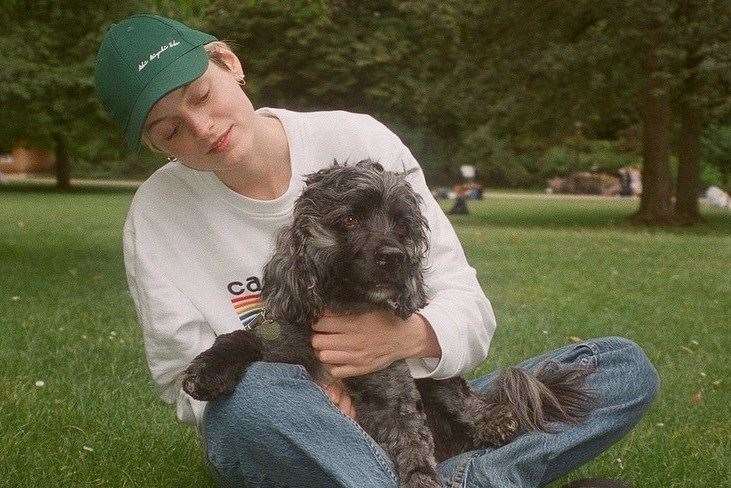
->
<box><xmin>181</xmin><ymin>353</ymin><xmax>241</xmax><ymax>401</ymax></box>
<box><xmin>471</xmin><ymin>403</ymin><xmax>520</xmax><ymax>448</ymax></box>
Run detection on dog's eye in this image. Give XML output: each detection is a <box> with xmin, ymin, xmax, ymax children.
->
<box><xmin>393</xmin><ymin>219</ymin><xmax>408</xmax><ymax>238</ymax></box>
<box><xmin>340</xmin><ymin>215</ymin><xmax>358</xmax><ymax>230</ymax></box>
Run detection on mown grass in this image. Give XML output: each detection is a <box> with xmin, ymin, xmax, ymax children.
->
<box><xmin>0</xmin><ymin>188</ymin><xmax>728</xmax><ymax>487</ymax></box>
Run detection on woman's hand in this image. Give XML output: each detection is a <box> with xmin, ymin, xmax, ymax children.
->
<box><xmin>318</xmin><ymin>380</ymin><xmax>357</xmax><ymax>420</ymax></box>
<box><xmin>311</xmin><ymin>309</ymin><xmax>441</xmax><ymax>378</ymax></box>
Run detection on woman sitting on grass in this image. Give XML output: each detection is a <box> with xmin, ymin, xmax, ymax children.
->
<box><xmin>95</xmin><ymin>13</ymin><xmax>659</xmax><ymax>488</ymax></box>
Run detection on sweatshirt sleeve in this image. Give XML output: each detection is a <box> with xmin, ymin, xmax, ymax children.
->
<box><xmin>357</xmin><ymin>115</ymin><xmax>497</xmax><ymax>380</ymax></box>
<box><xmin>122</xmin><ymin>206</ymin><xmax>213</xmax><ymax>427</ymax></box>
<box><xmin>403</xmin><ymin>162</ymin><xmax>497</xmax><ymax>379</ymax></box>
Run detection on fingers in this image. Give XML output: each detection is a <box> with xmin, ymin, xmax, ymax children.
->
<box><xmin>338</xmin><ymin>390</ymin><xmax>356</xmax><ymax>419</ymax></box>
<box><xmin>321</xmin><ymin>382</ymin><xmax>343</xmax><ymax>405</ymax></box>
<box><xmin>318</xmin><ymin>381</ymin><xmax>357</xmax><ymax>420</ymax></box>
<box><xmin>315</xmin><ymin>349</ymin><xmax>354</xmax><ymax>365</ymax></box>
<box><xmin>327</xmin><ymin>364</ymin><xmax>360</xmax><ymax>378</ymax></box>
<box><xmin>327</xmin><ymin>359</ymin><xmax>386</xmax><ymax>379</ymax></box>
<box><xmin>311</xmin><ymin>332</ymin><xmax>341</xmax><ymax>351</ymax></box>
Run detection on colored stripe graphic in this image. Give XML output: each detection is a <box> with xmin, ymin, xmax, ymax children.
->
<box><xmin>231</xmin><ymin>293</ymin><xmax>262</xmax><ymax>328</ymax></box>
<box><xmin>232</xmin><ymin>294</ymin><xmax>260</xmax><ymax>306</ymax></box>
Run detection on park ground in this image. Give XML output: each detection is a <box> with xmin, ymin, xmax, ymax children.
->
<box><xmin>0</xmin><ymin>186</ymin><xmax>728</xmax><ymax>487</ymax></box>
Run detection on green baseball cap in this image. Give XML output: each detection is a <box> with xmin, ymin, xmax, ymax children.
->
<box><xmin>95</xmin><ymin>14</ymin><xmax>217</xmax><ymax>148</ymax></box>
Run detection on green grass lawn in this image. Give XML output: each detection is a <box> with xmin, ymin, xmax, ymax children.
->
<box><xmin>1</xmin><ymin>187</ymin><xmax>728</xmax><ymax>487</ymax></box>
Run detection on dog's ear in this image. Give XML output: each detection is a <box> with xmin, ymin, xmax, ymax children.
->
<box><xmin>262</xmin><ymin>218</ymin><xmax>327</xmax><ymax>325</ymax></box>
<box><xmin>304</xmin><ymin>160</ymin><xmax>348</xmax><ymax>187</ymax></box>
<box><xmin>304</xmin><ymin>167</ymin><xmax>331</xmax><ymax>187</ymax></box>
<box><xmin>393</xmin><ymin>267</ymin><xmax>428</xmax><ymax>319</ymax></box>
<box><xmin>355</xmin><ymin>159</ymin><xmax>384</xmax><ymax>173</ymax></box>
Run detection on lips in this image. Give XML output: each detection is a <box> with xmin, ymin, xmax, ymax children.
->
<box><xmin>209</xmin><ymin>126</ymin><xmax>232</xmax><ymax>154</ymax></box>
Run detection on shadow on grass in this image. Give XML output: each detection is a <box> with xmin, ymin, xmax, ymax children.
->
<box><xmin>442</xmin><ymin>199</ymin><xmax>731</xmax><ymax>236</ymax></box>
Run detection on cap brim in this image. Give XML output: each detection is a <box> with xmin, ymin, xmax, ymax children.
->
<box><xmin>124</xmin><ymin>46</ymin><xmax>210</xmax><ymax>149</ymax></box>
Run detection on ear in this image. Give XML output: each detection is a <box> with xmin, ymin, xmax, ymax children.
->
<box><xmin>206</xmin><ymin>41</ymin><xmax>244</xmax><ymax>79</ymax></box>
<box><xmin>356</xmin><ymin>159</ymin><xmax>384</xmax><ymax>173</ymax></box>
<box><xmin>304</xmin><ymin>166</ymin><xmax>333</xmax><ymax>187</ymax></box>
<box><xmin>393</xmin><ymin>266</ymin><xmax>428</xmax><ymax>319</ymax></box>
<box><xmin>261</xmin><ymin>219</ymin><xmax>325</xmax><ymax>325</ymax></box>
<box><xmin>393</xmin><ymin>191</ymin><xmax>429</xmax><ymax>319</ymax></box>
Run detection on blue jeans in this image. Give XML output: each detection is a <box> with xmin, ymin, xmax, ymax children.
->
<box><xmin>203</xmin><ymin>336</ymin><xmax>660</xmax><ymax>487</ymax></box>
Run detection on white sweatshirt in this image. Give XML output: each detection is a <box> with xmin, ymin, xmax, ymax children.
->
<box><xmin>122</xmin><ymin>108</ymin><xmax>497</xmax><ymax>427</ymax></box>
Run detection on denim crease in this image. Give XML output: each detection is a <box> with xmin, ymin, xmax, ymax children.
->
<box><xmin>203</xmin><ymin>336</ymin><xmax>659</xmax><ymax>488</ymax></box>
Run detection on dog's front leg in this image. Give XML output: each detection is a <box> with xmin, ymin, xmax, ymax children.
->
<box><xmin>182</xmin><ymin>329</ymin><xmax>263</xmax><ymax>401</ymax></box>
<box><xmin>345</xmin><ymin>362</ymin><xmax>441</xmax><ymax>488</ymax></box>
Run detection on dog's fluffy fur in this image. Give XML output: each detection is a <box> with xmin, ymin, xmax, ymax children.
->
<box><xmin>182</xmin><ymin>160</ymin><xmax>595</xmax><ymax>488</ymax></box>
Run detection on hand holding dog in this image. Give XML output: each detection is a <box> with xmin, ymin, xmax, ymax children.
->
<box><xmin>311</xmin><ymin>309</ymin><xmax>441</xmax><ymax>379</ymax></box>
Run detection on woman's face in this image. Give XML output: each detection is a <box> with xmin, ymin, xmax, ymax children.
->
<box><xmin>143</xmin><ymin>51</ymin><xmax>256</xmax><ymax>173</ymax></box>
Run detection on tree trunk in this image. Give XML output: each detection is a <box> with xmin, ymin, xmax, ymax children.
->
<box><xmin>632</xmin><ymin>44</ymin><xmax>673</xmax><ymax>226</ymax></box>
<box><xmin>674</xmin><ymin>99</ymin><xmax>703</xmax><ymax>224</ymax></box>
<box><xmin>674</xmin><ymin>34</ymin><xmax>704</xmax><ymax>226</ymax></box>
<box><xmin>53</xmin><ymin>131</ymin><xmax>71</xmax><ymax>191</ymax></box>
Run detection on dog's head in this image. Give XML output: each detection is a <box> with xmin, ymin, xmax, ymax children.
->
<box><xmin>263</xmin><ymin>159</ymin><xmax>429</xmax><ymax>323</ymax></box>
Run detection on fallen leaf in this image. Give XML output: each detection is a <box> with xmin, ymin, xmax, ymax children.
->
<box><xmin>569</xmin><ymin>336</ymin><xmax>583</xmax><ymax>343</ymax></box>
<box><xmin>691</xmin><ymin>390</ymin><xmax>703</xmax><ymax>405</ymax></box>
<box><xmin>699</xmin><ymin>372</ymin><xmax>706</xmax><ymax>377</ymax></box>
<box><xmin>690</xmin><ymin>339</ymin><xmax>699</xmax><ymax>346</ymax></box>
<box><xmin>82</xmin><ymin>446</ymin><xmax>93</xmax><ymax>452</ymax></box>
<box><xmin>35</xmin><ymin>380</ymin><xmax>45</xmax><ymax>387</ymax></box>
<box><xmin>655</xmin><ymin>422</ymin><xmax>665</xmax><ymax>427</ymax></box>
<box><xmin>680</xmin><ymin>345</ymin><xmax>694</xmax><ymax>354</ymax></box>
<box><xmin>10</xmin><ymin>296</ymin><xmax>19</xmax><ymax>301</ymax></box>
<box><xmin>712</xmin><ymin>380</ymin><xmax>721</xmax><ymax>387</ymax></box>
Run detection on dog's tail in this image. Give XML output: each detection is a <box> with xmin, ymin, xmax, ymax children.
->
<box><xmin>492</xmin><ymin>361</ymin><xmax>595</xmax><ymax>432</ymax></box>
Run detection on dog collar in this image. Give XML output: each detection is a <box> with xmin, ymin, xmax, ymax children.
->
<box><xmin>255</xmin><ymin>307</ymin><xmax>282</xmax><ymax>341</ymax></box>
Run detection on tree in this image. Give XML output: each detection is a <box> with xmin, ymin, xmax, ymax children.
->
<box><xmin>0</xmin><ymin>1</ymin><xmax>150</xmax><ymax>189</ymax></box>
<box><xmin>452</xmin><ymin>0</ymin><xmax>729</xmax><ymax>225</ymax></box>
<box><xmin>670</xmin><ymin>0</ymin><xmax>730</xmax><ymax>224</ymax></box>
<box><xmin>204</xmin><ymin>0</ymin><xmax>465</xmax><ymax>180</ymax></box>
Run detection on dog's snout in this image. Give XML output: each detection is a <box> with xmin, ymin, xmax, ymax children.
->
<box><xmin>376</xmin><ymin>246</ymin><xmax>405</xmax><ymax>267</ymax></box>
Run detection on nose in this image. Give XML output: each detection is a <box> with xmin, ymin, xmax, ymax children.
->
<box><xmin>375</xmin><ymin>246</ymin><xmax>405</xmax><ymax>268</ymax></box>
<box><xmin>182</xmin><ymin>109</ymin><xmax>214</xmax><ymax>139</ymax></box>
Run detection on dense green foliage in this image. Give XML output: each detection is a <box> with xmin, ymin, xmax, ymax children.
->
<box><xmin>0</xmin><ymin>1</ymin><xmax>728</xmax><ymax>191</ymax></box>
<box><xmin>1</xmin><ymin>188</ymin><xmax>728</xmax><ymax>486</ymax></box>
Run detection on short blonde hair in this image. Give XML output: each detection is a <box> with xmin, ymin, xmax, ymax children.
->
<box><xmin>141</xmin><ymin>40</ymin><xmax>243</xmax><ymax>153</ymax></box>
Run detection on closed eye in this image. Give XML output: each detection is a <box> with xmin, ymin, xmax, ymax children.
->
<box><xmin>165</xmin><ymin>125</ymin><xmax>179</xmax><ymax>140</ymax></box>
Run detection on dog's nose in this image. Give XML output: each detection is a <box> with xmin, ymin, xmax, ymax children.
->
<box><xmin>375</xmin><ymin>246</ymin><xmax>405</xmax><ymax>268</ymax></box>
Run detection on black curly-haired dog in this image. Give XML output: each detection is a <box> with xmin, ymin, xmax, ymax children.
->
<box><xmin>182</xmin><ymin>160</ymin><xmax>595</xmax><ymax>488</ymax></box>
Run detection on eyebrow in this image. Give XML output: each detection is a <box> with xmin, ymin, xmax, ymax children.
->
<box><xmin>144</xmin><ymin>80</ymin><xmax>200</xmax><ymax>132</ymax></box>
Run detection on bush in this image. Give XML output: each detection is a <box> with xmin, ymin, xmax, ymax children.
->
<box><xmin>701</xmin><ymin>125</ymin><xmax>730</xmax><ymax>191</ymax></box>
<box><xmin>456</xmin><ymin>125</ymin><xmax>540</xmax><ymax>188</ymax></box>
<box><xmin>540</xmin><ymin>136</ymin><xmax>642</xmax><ymax>178</ymax></box>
